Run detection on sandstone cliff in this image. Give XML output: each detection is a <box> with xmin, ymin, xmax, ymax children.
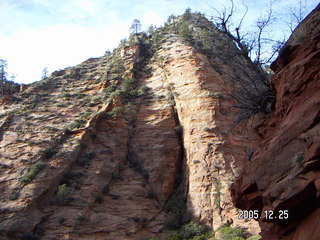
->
<box><xmin>1</xmin><ymin>8</ymin><xmax>316</xmax><ymax>240</ymax></box>
<box><xmin>232</xmin><ymin>4</ymin><xmax>320</xmax><ymax>240</ymax></box>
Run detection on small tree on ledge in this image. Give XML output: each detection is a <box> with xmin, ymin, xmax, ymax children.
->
<box><xmin>130</xmin><ymin>19</ymin><xmax>142</xmax><ymax>34</ymax></box>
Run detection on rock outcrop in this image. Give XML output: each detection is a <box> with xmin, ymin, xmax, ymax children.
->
<box><xmin>2</xmin><ymin>7</ymin><xmax>318</xmax><ymax>239</ymax></box>
<box><xmin>232</xmin><ymin>5</ymin><xmax>320</xmax><ymax>240</ymax></box>
<box><xmin>0</xmin><ymin>13</ymin><xmax>265</xmax><ymax>239</ymax></box>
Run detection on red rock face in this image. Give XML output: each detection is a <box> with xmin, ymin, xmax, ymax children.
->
<box><xmin>0</xmin><ymin>19</ymin><xmax>263</xmax><ymax>238</ymax></box>
<box><xmin>232</xmin><ymin>5</ymin><xmax>320</xmax><ymax>240</ymax></box>
<box><xmin>0</xmin><ymin>95</ymin><xmax>13</xmax><ymax>105</ymax></box>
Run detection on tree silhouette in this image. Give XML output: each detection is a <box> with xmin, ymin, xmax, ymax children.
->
<box><xmin>0</xmin><ymin>59</ymin><xmax>7</xmax><ymax>81</ymax></box>
<box><xmin>130</xmin><ymin>19</ymin><xmax>142</xmax><ymax>34</ymax></box>
<box><xmin>0</xmin><ymin>59</ymin><xmax>19</xmax><ymax>96</ymax></box>
<box><xmin>42</xmin><ymin>67</ymin><xmax>49</xmax><ymax>79</ymax></box>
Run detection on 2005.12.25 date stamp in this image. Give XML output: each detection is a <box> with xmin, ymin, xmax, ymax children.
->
<box><xmin>238</xmin><ymin>210</ymin><xmax>289</xmax><ymax>220</ymax></box>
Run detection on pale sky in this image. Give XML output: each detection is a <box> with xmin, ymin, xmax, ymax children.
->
<box><xmin>0</xmin><ymin>0</ymin><xmax>318</xmax><ymax>83</ymax></box>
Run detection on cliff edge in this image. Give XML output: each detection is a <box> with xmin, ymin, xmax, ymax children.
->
<box><xmin>232</xmin><ymin>4</ymin><xmax>320</xmax><ymax>240</ymax></box>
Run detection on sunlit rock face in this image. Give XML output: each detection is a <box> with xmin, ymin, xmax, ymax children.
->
<box><xmin>7</xmin><ymin>7</ymin><xmax>320</xmax><ymax>238</ymax></box>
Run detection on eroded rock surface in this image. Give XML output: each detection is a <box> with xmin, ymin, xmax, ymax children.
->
<box><xmin>0</xmin><ymin>12</ymin><xmax>287</xmax><ymax>239</ymax></box>
<box><xmin>232</xmin><ymin>5</ymin><xmax>320</xmax><ymax>240</ymax></box>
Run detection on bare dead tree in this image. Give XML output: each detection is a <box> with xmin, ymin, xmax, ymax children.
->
<box><xmin>203</xmin><ymin>1</ymin><xmax>278</xmax><ymax>121</ymax></box>
<box><xmin>209</xmin><ymin>0</ymin><xmax>250</xmax><ymax>60</ymax></box>
<box><xmin>176</xmin><ymin>1</ymin><xmax>312</xmax><ymax>122</ymax></box>
<box><xmin>254</xmin><ymin>3</ymin><xmax>274</xmax><ymax>64</ymax></box>
<box><xmin>175</xmin><ymin>5</ymin><xmax>302</xmax><ymax>122</ymax></box>
<box><xmin>209</xmin><ymin>0</ymin><xmax>282</xmax><ymax>68</ymax></box>
<box><xmin>285</xmin><ymin>0</ymin><xmax>308</xmax><ymax>33</ymax></box>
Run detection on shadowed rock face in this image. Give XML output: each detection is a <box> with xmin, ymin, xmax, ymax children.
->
<box><xmin>232</xmin><ymin>5</ymin><xmax>320</xmax><ymax>240</ymax></box>
<box><xmin>3</xmin><ymin>7</ymin><xmax>318</xmax><ymax>238</ymax></box>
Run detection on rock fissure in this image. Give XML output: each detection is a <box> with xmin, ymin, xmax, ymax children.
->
<box><xmin>1</xmin><ymin>8</ymin><xmax>319</xmax><ymax>240</ymax></box>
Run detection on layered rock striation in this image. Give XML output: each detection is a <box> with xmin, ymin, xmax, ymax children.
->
<box><xmin>0</xmin><ymin>12</ymin><xmax>290</xmax><ymax>239</ymax></box>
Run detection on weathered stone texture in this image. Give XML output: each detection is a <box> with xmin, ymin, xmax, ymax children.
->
<box><xmin>232</xmin><ymin>5</ymin><xmax>320</xmax><ymax>240</ymax></box>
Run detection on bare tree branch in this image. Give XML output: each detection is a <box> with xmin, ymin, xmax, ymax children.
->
<box><xmin>284</xmin><ymin>0</ymin><xmax>308</xmax><ymax>32</ymax></box>
<box><xmin>254</xmin><ymin>2</ymin><xmax>274</xmax><ymax>64</ymax></box>
<box><xmin>203</xmin><ymin>0</ymin><xmax>277</xmax><ymax>122</ymax></box>
<box><xmin>237</xmin><ymin>0</ymin><xmax>248</xmax><ymax>38</ymax></box>
<box><xmin>208</xmin><ymin>0</ymin><xmax>280</xmax><ymax>66</ymax></box>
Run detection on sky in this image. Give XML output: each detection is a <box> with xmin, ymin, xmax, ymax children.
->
<box><xmin>0</xmin><ymin>0</ymin><xmax>318</xmax><ymax>84</ymax></box>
